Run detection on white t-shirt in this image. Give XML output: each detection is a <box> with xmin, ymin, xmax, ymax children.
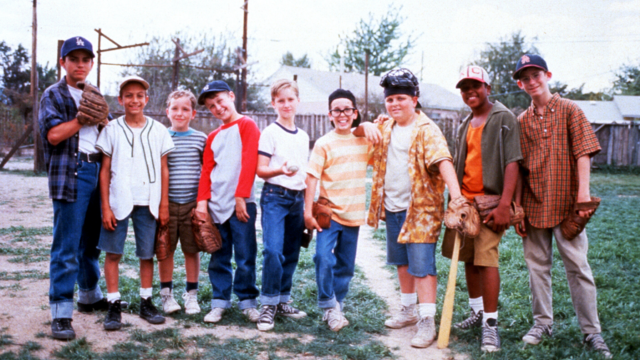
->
<box><xmin>68</xmin><ymin>86</ymin><xmax>99</xmax><ymax>154</ymax></box>
<box><xmin>130</xmin><ymin>127</ymin><xmax>151</xmax><ymax>206</ymax></box>
<box><xmin>258</xmin><ymin>122</ymin><xmax>309</xmax><ymax>191</ymax></box>
<box><xmin>383</xmin><ymin>121</ymin><xmax>415</xmax><ymax>212</ymax></box>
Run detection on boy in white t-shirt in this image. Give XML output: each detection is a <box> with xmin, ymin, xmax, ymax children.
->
<box><xmin>95</xmin><ymin>75</ymin><xmax>175</xmax><ymax>331</ymax></box>
<box><xmin>255</xmin><ymin>79</ymin><xmax>309</xmax><ymax>331</ymax></box>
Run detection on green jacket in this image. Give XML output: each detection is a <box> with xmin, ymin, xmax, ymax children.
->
<box><xmin>453</xmin><ymin>101</ymin><xmax>522</xmax><ymax>196</ymax></box>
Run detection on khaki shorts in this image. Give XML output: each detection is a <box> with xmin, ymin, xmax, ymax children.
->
<box><xmin>442</xmin><ymin>224</ymin><xmax>503</xmax><ymax>268</ymax></box>
<box><xmin>168</xmin><ymin>201</ymin><xmax>200</xmax><ymax>254</ymax></box>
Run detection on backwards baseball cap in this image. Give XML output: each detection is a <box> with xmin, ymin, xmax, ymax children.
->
<box><xmin>119</xmin><ymin>75</ymin><xmax>150</xmax><ymax>92</ymax></box>
<box><xmin>513</xmin><ymin>54</ymin><xmax>548</xmax><ymax>80</ymax></box>
<box><xmin>328</xmin><ymin>89</ymin><xmax>361</xmax><ymax>128</ymax></box>
<box><xmin>380</xmin><ymin>68</ymin><xmax>422</xmax><ymax>108</ymax></box>
<box><xmin>198</xmin><ymin>80</ymin><xmax>232</xmax><ymax>105</ymax></box>
<box><xmin>60</xmin><ymin>36</ymin><xmax>95</xmax><ymax>59</ymax></box>
<box><xmin>456</xmin><ymin>66</ymin><xmax>490</xmax><ymax>88</ymax></box>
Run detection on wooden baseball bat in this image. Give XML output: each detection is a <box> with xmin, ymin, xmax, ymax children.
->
<box><xmin>437</xmin><ymin>231</ymin><xmax>462</xmax><ymax>349</ymax></box>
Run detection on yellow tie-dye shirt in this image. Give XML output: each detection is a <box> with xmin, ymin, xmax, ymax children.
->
<box><xmin>367</xmin><ymin>111</ymin><xmax>452</xmax><ymax>244</ymax></box>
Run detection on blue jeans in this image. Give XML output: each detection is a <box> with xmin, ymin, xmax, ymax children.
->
<box><xmin>385</xmin><ymin>210</ymin><xmax>437</xmax><ymax>277</ymax></box>
<box><xmin>208</xmin><ymin>202</ymin><xmax>259</xmax><ymax>310</ymax></box>
<box><xmin>50</xmin><ymin>159</ymin><xmax>103</xmax><ymax>319</ymax></box>
<box><xmin>259</xmin><ymin>183</ymin><xmax>304</xmax><ymax>306</ymax></box>
<box><xmin>97</xmin><ymin>206</ymin><xmax>157</xmax><ymax>259</ymax></box>
<box><xmin>314</xmin><ymin>219</ymin><xmax>359</xmax><ymax>309</ymax></box>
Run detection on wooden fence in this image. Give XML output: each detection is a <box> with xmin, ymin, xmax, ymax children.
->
<box><xmin>592</xmin><ymin>123</ymin><xmax>640</xmax><ymax>166</ymax></box>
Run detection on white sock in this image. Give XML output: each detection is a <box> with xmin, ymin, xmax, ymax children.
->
<box><xmin>469</xmin><ymin>297</ymin><xmax>484</xmax><ymax>314</ymax></box>
<box><xmin>400</xmin><ymin>293</ymin><xmax>418</xmax><ymax>307</ymax></box>
<box><xmin>483</xmin><ymin>311</ymin><xmax>498</xmax><ymax>325</ymax></box>
<box><xmin>418</xmin><ymin>303</ymin><xmax>436</xmax><ymax>318</ymax></box>
<box><xmin>140</xmin><ymin>287</ymin><xmax>153</xmax><ymax>300</ymax></box>
<box><xmin>107</xmin><ymin>292</ymin><xmax>121</xmax><ymax>303</ymax></box>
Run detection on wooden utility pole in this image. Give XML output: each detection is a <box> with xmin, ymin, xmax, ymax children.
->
<box><xmin>32</xmin><ymin>0</ymin><xmax>44</xmax><ymax>172</ymax></box>
<box><xmin>56</xmin><ymin>40</ymin><xmax>63</xmax><ymax>80</ymax></box>
<box><xmin>172</xmin><ymin>39</ymin><xmax>181</xmax><ymax>90</ymax></box>
<box><xmin>241</xmin><ymin>0</ymin><xmax>248</xmax><ymax>111</ymax></box>
<box><xmin>364</xmin><ymin>50</ymin><xmax>369</xmax><ymax>122</ymax></box>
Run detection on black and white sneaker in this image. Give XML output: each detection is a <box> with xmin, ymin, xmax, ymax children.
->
<box><xmin>584</xmin><ymin>333</ymin><xmax>612</xmax><ymax>359</ymax></box>
<box><xmin>454</xmin><ymin>309</ymin><xmax>483</xmax><ymax>330</ymax></box>
<box><xmin>51</xmin><ymin>318</ymin><xmax>75</xmax><ymax>340</ymax></box>
<box><xmin>257</xmin><ymin>305</ymin><xmax>276</xmax><ymax>331</ymax></box>
<box><xmin>78</xmin><ymin>298</ymin><xmax>129</xmax><ymax>313</ymax></box>
<box><xmin>481</xmin><ymin>318</ymin><xmax>501</xmax><ymax>352</ymax></box>
<box><xmin>277</xmin><ymin>303</ymin><xmax>307</xmax><ymax>319</ymax></box>
<box><xmin>140</xmin><ymin>297</ymin><xmax>165</xmax><ymax>324</ymax></box>
<box><xmin>104</xmin><ymin>300</ymin><xmax>122</xmax><ymax>331</ymax></box>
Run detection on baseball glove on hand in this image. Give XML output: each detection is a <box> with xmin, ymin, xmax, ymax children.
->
<box><xmin>191</xmin><ymin>209</ymin><xmax>222</xmax><ymax>253</ymax></box>
<box><xmin>444</xmin><ymin>197</ymin><xmax>481</xmax><ymax>238</ymax></box>
<box><xmin>76</xmin><ymin>81</ymin><xmax>109</xmax><ymax>126</ymax></box>
<box><xmin>560</xmin><ymin>197</ymin><xmax>601</xmax><ymax>240</ymax></box>
<box><xmin>473</xmin><ymin>195</ymin><xmax>525</xmax><ymax>227</ymax></box>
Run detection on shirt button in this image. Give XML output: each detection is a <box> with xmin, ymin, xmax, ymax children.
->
<box><xmin>544</xmin><ymin>129</ymin><xmax>547</xmax><ymax>133</ymax></box>
<box><xmin>74</xmin><ymin>172</ymin><xmax>77</xmax><ymax>176</ymax></box>
<box><xmin>540</xmin><ymin>116</ymin><xmax>543</xmax><ymax>120</ymax></box>
<box><xmin>551</xmin><ymin>109</ymin><xmax>554</xmax><ymax>112</ymax></box>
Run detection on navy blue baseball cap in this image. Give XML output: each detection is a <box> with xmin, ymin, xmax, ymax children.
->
<box><xmin>60</xmin><ymin>36</ymin><xmax>95</xmax><ymax>59</ymax></box>
<box><xmin>513</xmin><ymin>54</ymin><xmax>548</xmax><ymax>80</ymax></box>
<box><xmin>198</xmin><ymin>80</ymin><xmax>232</xmax><ymax>105</ymax></box>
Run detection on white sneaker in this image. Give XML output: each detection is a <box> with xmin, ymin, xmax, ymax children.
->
<box><xmin>411</xmin><ymin>316</ymin><xmax>436</xmax><ymax>348</ymax></box>
<box><xmin>204</xmin><ymin>307</ymin><xmax>225</xmax><ymax>323</ymax></box>
<box><xmin>385</xmin><ymin>304</ymin><xmax>419</xmax><ymax>329</ymax></box>
<box><xmin>243</xmin><ymin>307</ymin><xmax>260</xmax><ymax>323</ymax></box>
<box><xmin>322</xmin><ymin>304</ymin><xmax>349</xmax><ymax>332</ymax></box>
<box><xmin>182</xmin><ymin>291</ymin><xmax>201</xmax><ymax>315</ymax></box>
<box><xmin>160</xmin><ymin>288</ymin><xmax>181</xmax><ymax>314</ymax></box>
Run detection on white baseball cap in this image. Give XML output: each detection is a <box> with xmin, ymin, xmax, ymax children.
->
<box><xmin>119</xmin><ymin>75</ymin><xmax>150</xmax><ymax>91</ymax></box>
<box><xmin>456</xmin><ymin>66</ymin><xmax>490</xmax><ymax>88</ymax></box>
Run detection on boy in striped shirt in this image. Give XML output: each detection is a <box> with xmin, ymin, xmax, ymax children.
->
<box><xmin>304</xmin><ymin>89</ymin><xmax>375</xmax><ymax>331</ymax></box>
<box><xmin>158</xmin><ymin>90</ymin><xmax>207</xmax><ymax>315</ymax></box>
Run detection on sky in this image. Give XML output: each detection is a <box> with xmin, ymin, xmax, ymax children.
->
<box><xmin>2</xmin><ymin>0</ymin><xmax>639</xmax><ymax>97</ymax></box>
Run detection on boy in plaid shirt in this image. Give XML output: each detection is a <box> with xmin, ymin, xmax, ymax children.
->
<box><xmin>513</xmin><ymin>54</ymin><xmax>611</xmax><ymax>358</ymax></box>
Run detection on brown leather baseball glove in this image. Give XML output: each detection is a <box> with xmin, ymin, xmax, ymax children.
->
<box><xmin>76</xmin><ymin>81</ymin><xmax>109</xmax><ymax>126</ymax></box>
<box><xmin>560</xmin><ymin>197</ymin><xmax>601</xmax><ymax>240</ymax></box>
<box><xmin>473</xmin><ymin>195</ymin><xmax>525</xmax><ymax>228</ymax></box>
<box><xmin>312</xmin><ymin>197</ymin><xmax>333</xmax><ymax>229</ymax></box>
<box><xmin>444</xmin><ymin>197</ymin><xmax>481</xmax><ymax>238</ymax></box>
<box><xmin>154</xmin><ymin>223</ymin><xmax>170</xmax><ymax>261</ymax></box>
<box><xmin>191</xmin><ymin>209</ymin><xmax>222</xmax><ymax>253</ymax></box>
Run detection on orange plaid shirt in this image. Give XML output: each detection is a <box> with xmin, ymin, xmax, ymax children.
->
<box><xmin>518</xmin><ymin>93</ymin><xmax>601</xmax><ymax>228</ymax></box>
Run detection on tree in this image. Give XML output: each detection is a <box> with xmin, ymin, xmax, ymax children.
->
<box><xmin>612</xmin><ymin>63</ymin><xmax>640</xmax><ymax>95</ymax></box>
<box><xmin>471</xmin><ymin>32</ymin><xmax>539</xmax><ymax>110</ymax></box>
<box><xmin>549</xmin><ymin>82</ymin><xmax>612</xmax><ymax>101</ymax></box>
<box><xmin>326</xmin><ymin>5</ymin><xmax>415</xmax><ymax>76</ymax></box>
<box><xmin>280</xmin><ymin>52</ymin><xmax>311</xmax><ymax>68</ymax></box>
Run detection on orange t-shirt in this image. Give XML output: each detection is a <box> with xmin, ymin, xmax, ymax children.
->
<box><xmin>461</xmin><ymin>122</ymin><xmax>485</xmax><ymax>200</ymax></box>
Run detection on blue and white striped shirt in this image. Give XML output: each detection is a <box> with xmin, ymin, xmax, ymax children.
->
<box><xmin>167</xmin><ymin>128</ymin><xmax>207</xmax><ymax>204</ymax></box>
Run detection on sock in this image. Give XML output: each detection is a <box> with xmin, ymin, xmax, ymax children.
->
<box><xmin>107</xmin><ymin>292</ymin><xmax>121</xmax><ymax>303</ymax></box>
<box><xmin>400</xmin><ymin>293</ymin><xmax>418</xmax><ymax>307</ymax></box>
<box><xmin>483</xmin><ymin>311</ymin><xmax>498</xmax><ymax>325</ymax></box>
<box><xmin>160</xmin><ymin>281</ymin><xmax>173</xmax><ymax>291</ymax></box>
<box><xmin>186</xmin><ymin>282</ymin><xmax>198</xmax><ymax>292</ymax></box>
<box><xmin>469</xmin><ymin>297</ymin><xmax>484</xmax><ymax>314</ymax></box>
<box><xmin>418</xmin><ymin>303</ymin><xmax>436</xmax><ymax>318</ymax></box>
<box><xmin>140</xmin><ymin>287</ymin><xmax>153</xmax><ymax>300</ymax></box>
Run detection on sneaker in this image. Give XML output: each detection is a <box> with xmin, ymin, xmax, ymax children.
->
<box><xmin>243</xmin><ymin>307</ymin><xmax>260</xmax><ymax>323</ymax></box>
<box><xmin>385</xmin><ymin>304</ymin><xmax>419</xmax><ymax>329</ymax></box>
<box><xmin>584</xmin><ymin>333</ymin><xmax>612</xmax><ymax>359</ymax></box>
<box><xmin>104</xmin><ymin>300</ymin><xmax>122</xmax><ymax>331</ymax></box>
<box><xmin>277</xmin><ymin>303</ymin><xmax>307</xmax><ymax>319</ymax></box>
<box><xmin>139</xmin><ymin>297</ymin><xmax>166</xmax><ymax>324</ymax></box>
<box><xmin>411</xmin><ymin>316</ymin><xmax>436</xmax><ymax>348</ymax></box>
<box><xmin>522</xmin><ymin>323</ymin><xmax>553</xmax><ymax>345</ymax></box>
<box><xmin>454</xmin><ymin>309</ymin><xmax>483</xmax><ymax>330</ymax></box>
<box><xmin>322</xmin><ymin>304</ymin><xmax>349</xmax><ymax>332</ymax></box>
<box><xmin>257</xmin><ymin>305</ymin><xmax>277</xmax><ymax>331</ymax></box>
<box><xmin>77</xmin><ymin>298</ymin><xmax>129</xmax><ymax>313</ymax></box>
<box><xmin>51</xmin><ymin>318</ymin><xmax>75</xmax><ymax>340</ymax></box>
<box><xmin>481</xmin><ymin>318</ymin><xmax>501</xmax><ymax>352</ymax></box>
<box><xmin>182</xmin><ymin>291</ymin><xmax>201</xmax><ymax>315</ymax></box>
<box><xmin>160</xmin><ymin>288</ymin><xmax>181</xmax><ymax>314</ymax></box>
<box><xmin>204</xmin><ymin>307</ymin><xmax>225</xmax><ymax>323</ymax></box>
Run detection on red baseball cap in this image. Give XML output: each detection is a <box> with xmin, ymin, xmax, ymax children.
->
<box><xmin>456</xmin><ymin>66</ymin><xmax>490</xmax><ymax>88</ymax></box>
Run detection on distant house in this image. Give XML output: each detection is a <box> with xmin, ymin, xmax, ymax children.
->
<box><xmin>261</xmin><ymin>66</ymin><xmax>466</xmax><ymax>121</ymax></box>
<box><xmin>574</xmin><ymin>96</ymin><xmax>640</xmax><ymax>124</ymax></box>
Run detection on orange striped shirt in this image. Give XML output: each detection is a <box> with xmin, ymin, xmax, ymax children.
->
<box><xmin>307</xmin><ymin>131</ymin><xmax>373</xmax><ymax>226</ymax></box>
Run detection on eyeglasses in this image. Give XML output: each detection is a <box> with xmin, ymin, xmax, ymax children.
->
<box><xmin>329</xmin><ymin>108</ymin><xmax>356</xmax><ymax>117</ymax></box>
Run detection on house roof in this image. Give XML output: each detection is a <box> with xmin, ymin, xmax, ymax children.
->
<box><xmin>574</xmin><ymin>100</ymin><xmax>625</xmax><ymax>124</ymax></box>
<box><xmin>262</xmin><ymin>66</ymin><xmax>465</xmax><ymax>114</ymax></box>
<box><xmin>613</xmin><ymin>95</ymin><xmax>640</xmax><ymax>119</ymax></box>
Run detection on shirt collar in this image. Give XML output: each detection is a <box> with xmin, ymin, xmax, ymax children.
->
<box><xmin>532</xmin><ymin>93</ymin><xmax>560</xmax><ymax>116</ymax></box>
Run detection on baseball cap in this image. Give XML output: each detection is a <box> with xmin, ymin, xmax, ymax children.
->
<box><xmin>60</xmin><ymin>36</ymin><xmax>95</xmax><ymax>58</ymax></box>
<box><xmin>380</xmin><ymin>68</ymin><xmax>422</xmax><ymax>108</ymax></box>
<box><xmin>119</xmin><ymin>75</ymin><xmax>150</xmax><ymax>92</ymax></box>
<box><xmin>198</xmin><ymin>80</ymin><xmax>232</xmax><ymax>105</ymax></box>
<box><xmin>456</xmin><ymin>66</ymin><xmax>490</xmax><ymax>88</ymax></box>
<box><xmin>328</xmin><ymin>89</ymin><xmax>361</xmax><ymax>128</ymax></box>
<box><xmin>513</xmin><ymin>54</ymin><xmax>548</xmax><ymax>80</ymax></box>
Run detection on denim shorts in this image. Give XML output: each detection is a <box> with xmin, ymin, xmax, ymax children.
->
<box><xmin>385</xmin><ymin>209</ymin><xmax>437</xmax><ymax>277</ymax></box>
<box><xmin>98</xmin><ymin>206</ymin><xmax>157</xmax><ymax>259</ymax></box>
